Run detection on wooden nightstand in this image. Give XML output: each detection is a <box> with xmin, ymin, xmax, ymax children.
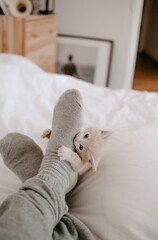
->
<box><xmin>0</xmin><ymin>15</ymin><xmax>57</xmax><ymax>73</ymax></box>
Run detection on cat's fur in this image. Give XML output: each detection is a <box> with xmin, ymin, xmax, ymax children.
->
<box><xmin>42</xmin><ymin>127</ymin><xmax>110</xmax><ymax>175</ymax></box>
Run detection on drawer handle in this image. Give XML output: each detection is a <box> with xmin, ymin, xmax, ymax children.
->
<box><xmin>31</xmin><ymin>33</ymin><xmax>38</xmax><ymax>38</ymax></box>
<box><xmin>49</xmin><ymin>30</ymin><xmax>53</xmax><ymax>34</ymax></box>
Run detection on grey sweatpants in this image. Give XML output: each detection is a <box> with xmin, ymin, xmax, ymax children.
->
<box><xmin>0</xmin><ymin>170</ymin><xmax>94</xmax><ymax>240</ymax></box>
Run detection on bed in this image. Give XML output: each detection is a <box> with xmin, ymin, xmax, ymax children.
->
<box><xmin>0</xmin><ymin>53</ymin><xmax>158</xmax><ymax>240</ymax></box>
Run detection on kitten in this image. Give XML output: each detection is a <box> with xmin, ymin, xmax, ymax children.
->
<box><xmin>41</xmin><ymin>127</ymin><xmax>110</xmax><ymax>175</ymax></box>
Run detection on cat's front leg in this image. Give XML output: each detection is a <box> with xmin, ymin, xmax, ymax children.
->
<box><xmin>58</xmin><ymin>145</ymin><xmax>82</xmax><ymax>172</ymax></box>
<box><xmin>78</xmin><ymin>162</ymin><xmax>92</xmax><ymax>176</ymax></box>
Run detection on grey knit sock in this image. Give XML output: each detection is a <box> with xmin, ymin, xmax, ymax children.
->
<box><xmin>0</xmin><ymin>133</ymin><xmax>43</xmax><ymax>183</ymax></box>
<box><xmin>38</xmin><ymin>89</ymin><xmax>83</xmax><ymax>193</ymax></box>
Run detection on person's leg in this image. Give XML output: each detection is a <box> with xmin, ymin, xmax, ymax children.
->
<box><xmin>0</xmin><ymin>89</ymin><xmax>84</xmax><ymax>240</ymax></box>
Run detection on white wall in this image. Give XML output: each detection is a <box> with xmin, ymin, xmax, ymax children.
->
<box><xmin>55</xmin><ymin>0</ymin><xmax>144</xmax><ymax>89</ymax></box>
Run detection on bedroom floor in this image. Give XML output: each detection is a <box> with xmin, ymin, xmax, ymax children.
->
<box><xmin>133</xmin><ymin>53</ymin><xmax>158</xmax><ymax>92</ymax></box>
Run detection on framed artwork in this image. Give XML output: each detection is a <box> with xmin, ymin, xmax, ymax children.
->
<box><xmin>56</xmin><ymin>34</ymin><xmax>113</xmax><ymax>86</ymax></box>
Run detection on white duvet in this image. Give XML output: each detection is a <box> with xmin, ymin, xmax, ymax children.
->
<box><xmin>1</xmin><ymin>53</ymin><xmax>158</xmax><ymax>240</ymax></box>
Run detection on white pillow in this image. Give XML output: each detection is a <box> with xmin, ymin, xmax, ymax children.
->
<box><xmin>67</xmin><ymin>121</ymin><xmax>158</xmax><ymax>240</ymax></box>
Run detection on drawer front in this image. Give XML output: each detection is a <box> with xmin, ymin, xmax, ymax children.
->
<box><xmin>25</xmin><ymin>15</ymin><xmax>57</xmax><ymax>72</ymax></box>
<box><xmin>26</xmin><ymin>43</ymin><xmax>56</xmax><ymax>73</ymax></box>
<box><xmin>25</xmin><ymin>15</ymin><xmax>57</xmax><ymax>53</ymax></box>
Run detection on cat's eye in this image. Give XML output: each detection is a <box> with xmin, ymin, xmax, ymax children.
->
<box><xmin>84</xmin><ymin>134</ymin><xmax>89</xmax><ymax>139</ymax></box>
<box><xmin>79</xmin><ymin>144</ymin><xmax>83</xmax><ymax>150</ymax></box>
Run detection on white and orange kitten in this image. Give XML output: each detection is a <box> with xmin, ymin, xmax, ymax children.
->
<box><xmin>42</xmin><ymin>127</ymin><xmax>110</xmax><ymax>175</ymax></box>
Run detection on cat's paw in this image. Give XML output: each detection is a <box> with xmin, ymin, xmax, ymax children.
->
<box><xmin>58</xmin><ymin>146</ymin><xmax>82</xmax><ymax>172</ymax></box>
<box><xmin>58</xmin><ymin>145</ymin><xmax>73</xmax><ymax>161</ymax></box>
<box><xmin>41</xmin><ymin>129</ymin><xmax>51</xmax><ymax>139</ymax></box>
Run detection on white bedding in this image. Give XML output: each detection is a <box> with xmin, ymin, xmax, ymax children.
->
<box><xmin>1</xmin><ymin>54</ymin><xmax>158</xmax><ymax>240</ymax></box>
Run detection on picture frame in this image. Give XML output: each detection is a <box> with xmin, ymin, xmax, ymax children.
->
<box><xmin>56</xmin><ymin>34</ymin><xmax>113</xmax><ymax>86</ymax></box>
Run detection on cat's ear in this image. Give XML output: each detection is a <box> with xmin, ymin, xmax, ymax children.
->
<box><xmin>100</xmin><ymin>130</ymin><xmax>111</xmax><ymax>139</ymax></box>
<box><xmin>89</xmin><ymin>156</ymin><xmax>97</xmax><ymax>172</ymax></box>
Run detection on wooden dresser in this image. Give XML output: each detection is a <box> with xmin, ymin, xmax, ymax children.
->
<box><xmin>0</xmin><ymin>15</ymin><xmax>57</xmax><ymax>73</ymax></box>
